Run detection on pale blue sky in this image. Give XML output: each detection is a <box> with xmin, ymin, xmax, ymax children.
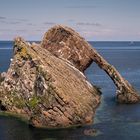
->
<box><xmin>0</xmin><ymin>0</ymin><xmax>140</xmax><ymax>41</ymax></box>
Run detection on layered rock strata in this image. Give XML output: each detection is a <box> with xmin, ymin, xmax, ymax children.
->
<box><xmin>41</xmin><ymin>25</ymin><xmax>140</xmax><ymax>103</ymax></box>
<box><xmin>0</xmin><ymin>37</ymin><xmax>101</xmax><ymax>128</ymax></box>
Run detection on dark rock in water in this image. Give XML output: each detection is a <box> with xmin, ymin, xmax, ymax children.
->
<box><xmin>0</xmin><ymin>37</ymin><xmax>101</xmax><ymax>128</ymax></box>
<box><xmin>41</xmin><ymin>25</ymin><xmax>140</xmax><ymax>104</ymax></box>
<box><xmin>84</xmin><ymin>128</ymin><xmax>102</xmax><ymax>136</ymax></box>
<box><xmin>0</xmin><ymin>72</ymin><xmax>6</xmax><ymax>83</ymax></box>
<box><xmin>0</xmin><ymin>100</ymin><xmax>7</xmax><ymax>111</ymax></box>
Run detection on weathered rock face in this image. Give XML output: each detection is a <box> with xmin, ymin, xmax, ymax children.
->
<box><xmin>0</xmin><ymin>25</ymin><xmax>139</xmax><ymax>128</ymax></box>
<box><xmin>41</xmin><ymin>25</ymin><xmax>140</xmax><ymax>104</ymax></box>
<box><xmin>0</xmin><ymin>37</ymin><xmax>101</xmax><ymax>128</ymax></box>
<box><xmin>41</xmin><ymin>25</ymin><xmax>94</xmax><ymax>72</ymax></box>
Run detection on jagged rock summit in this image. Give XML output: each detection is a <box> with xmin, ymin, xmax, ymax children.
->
<box><xmin>0</xmin><ymin>25</ymin><xmax>140</xmax><ymax>128</ymax></box>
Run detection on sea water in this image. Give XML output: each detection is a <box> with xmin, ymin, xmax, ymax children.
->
<box><xmin>0</xmin><ymin>41</ymin><xmax>140</xmax><ymax>140</ymax></box>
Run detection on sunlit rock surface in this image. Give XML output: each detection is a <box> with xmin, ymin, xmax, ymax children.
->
<box><xmin>0</xmin><ymin>36</ymin><xmax>101</xmax><ymax>128</ymax></box>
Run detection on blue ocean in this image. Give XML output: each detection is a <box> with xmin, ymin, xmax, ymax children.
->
<box><xmin>0</xmin><ymin>41</ymin><xmax>140</xmax><ymax>140</ymax></box>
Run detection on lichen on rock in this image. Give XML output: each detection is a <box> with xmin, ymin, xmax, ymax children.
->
<box><xmin>0</xmin><ymin>35</ymin><xmax>101</xmax><ymax>128</ymax></box>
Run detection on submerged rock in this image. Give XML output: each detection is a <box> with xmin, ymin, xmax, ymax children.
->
<box><xmin>0</xmin><ymin>37</ymin><xmax>101</xmax><ymax>128</ymax></box>
<box><xmin>84</xmin><ymin>129</ymin><xmax>102</xmax><ymax>136</ymax></box>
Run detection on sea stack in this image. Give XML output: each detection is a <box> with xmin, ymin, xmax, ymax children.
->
<box><xmin>0</xmin><ymin>25</ymin><xmax>139</xmax><ymax>128</ymax></box>
<box><xmin>0</xmin><ymin>36</ymin><xmax>101</xmax><ymax>128</ymax></box>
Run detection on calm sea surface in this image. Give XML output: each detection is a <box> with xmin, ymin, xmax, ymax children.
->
<box><xmin>0</xmin><ymin>41</ymin><xmax>140</xmax><ymax>140</ymax></box>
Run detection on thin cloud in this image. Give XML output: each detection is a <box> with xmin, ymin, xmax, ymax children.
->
<box><xmin>27</xmin><ymin>23</ymin><xmax>36</xmax><ymax>26</ymax></box>
<box><xmin>0</xmin><ymin>16</ymin><xmax>6</xmax><ymax>19</ymax></box>
<box><xmin>11</xmin><ymin>18</ymin><xmax>28</xmax><ymax>22</ymax></box>
<box><xmin>44</xmin><ymin>22</ymin><xmax>56</xmax><ymax>25</ymax></box>
<box><xmin>0</xmin><ymin>20</ymin><xmax>21</xmax><ymax>24</ymax></box>
<box><xmin>0</xmin><ymin>29</ymin><xmax>12</xmax><ymax>32</ymax></box>
<box><xmin>36</xmin><ymin>29</ymin><xmax>43</xmax><ymax>32</ymax></box>
<box><xmin>77</xmin><ymin>22</ymin><xmax>102</xmax><ymax>27</ymax></box>
<box><xmin>0</xmin><ymin>16</ymin><xmax>29</xmax><ymax>25</ymax></box>
<box><xmin>78</xmin><ymin>27</ymin><xmax>118</xmax><ymax>40</ymax></box>
<box><xmin>67</xmin><ymin>19</ymin><xmax>75</xmax><ymax>22</ymax></box>
<box><xmin>16</xmin><ymin>29</ymin><xmax>28</xmax><ymax>32</ymax></box>
<box><xmin>9</xmin><ymin>21</ymin><xmax>21</xmax><ymax>24</ymax></box>
<box><xmin>66</xmin><ymin>5</ymin><xmax>96</xmax><ymax>9</ymax></box>
<box><xmin>16</xmin><ymin>18</ymin><xmax>28</xmax><ymax>22</ymax></box>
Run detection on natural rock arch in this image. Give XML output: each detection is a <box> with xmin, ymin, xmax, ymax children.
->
<box><xmin>41</xmin><ymin>25</ymin><xmax>140</xmax><ymax>104</ymax></box>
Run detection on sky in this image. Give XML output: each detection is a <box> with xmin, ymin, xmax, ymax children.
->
<box><xmin>0</xmin><ymin>0</ymin><xmax>140</xmax><ymax>41</ymax></box>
